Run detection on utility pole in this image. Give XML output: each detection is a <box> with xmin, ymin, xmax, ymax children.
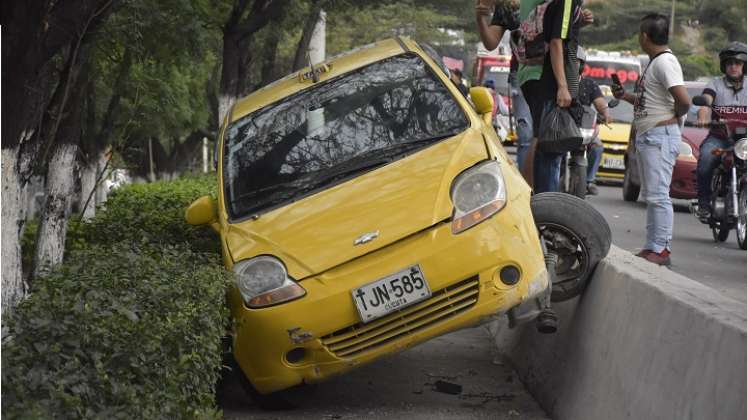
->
<box><xmin>670</xmin><ymin>0</ymin><xmax>676</xmax><ymax>38</ymax></box>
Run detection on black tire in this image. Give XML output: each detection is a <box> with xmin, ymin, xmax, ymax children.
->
<box><xmin>738</xmin><ymin>187</ymin><xmax>747</xmax><ymax>250</ymax></box>
<box><xmin>622</xmin><ymin>164</ymin><xmax>640</xmax><ymax>202</ymax></box>
<box><xmin>569</xmin><ymin>163</ymin><xmax>587</xmax><ymax>200</ymax></box>
<box><xmin>712</xmin><ymin>226</ymin><xmax>730</xmax><ymax>242</ymax></box>
<box><xmin>531</xmin><ymin>192</ymin><xmax>612</xmax><ymax>302</ymax></box>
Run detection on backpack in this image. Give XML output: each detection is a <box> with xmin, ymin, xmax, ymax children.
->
<box><xmin>510</xmin><ymin>0</ymin><xmax>553</xmax><ymax>66</ymax></box>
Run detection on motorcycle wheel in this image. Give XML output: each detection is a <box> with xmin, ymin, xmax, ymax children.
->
<box><xmin>737</xmin><ymin>187</ymin><xmax>747</xmax><ymax>250</ymax></box>
<box><xmin>531</xmin><ymin>192</ymin><xmax>612</xmax><ymax>302</ymax></box>
<box><xmin>622</xmin><ymin>164</ymin><xmax>640</xmax><ymax>202</ymax></box>
<box><xmin>712</xmin><ymin>226</ymin><xmax>730</xmax><ymax>242</ymax></box>
<box><xmin>569</xmin><ymin>162</ymin><xmax>587</xmax><ymax>200</ymax></box>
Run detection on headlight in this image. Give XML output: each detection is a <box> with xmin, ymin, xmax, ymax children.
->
<box><xmin>450</xmin><ymin>160</ymin><xmax>507</xmax><ymax>234</ymax></box>
<box><xmin>735</xmin><ymin>138</ymin><xmax>747</xmax><ymax>161</ymax></box>
<box><xmin>678</xmin><ymin>141</ymin><xmax>693</xmax><ymax>158</ymax></box>
<box><xmin>234</xmin><ymin>256</ymin><xmax>305</xmax><ymax>308</ymax></box>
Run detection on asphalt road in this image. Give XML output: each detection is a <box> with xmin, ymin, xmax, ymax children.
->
<box><xmin>220</xmin><ymin>326</ymin><xmax>549</xmax><ymax>420</ymax></box>
<box><xmin>587</xmin><ymin>183</ymin><xmax>747</xmax><ymax>303</ymax></box>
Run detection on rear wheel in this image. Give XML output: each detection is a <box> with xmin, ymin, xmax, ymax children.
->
<box><xmin>622</xmin><ymin>163</ymin><xmax>640</xmax><ymax>202</ymax></box>
<box><xmin>737</xmin><ymin>187</ymin><xmax>747</xmax><ymax>250</ymax></box>
<box><xmin>531</xmin><ymin>193</ymin><xmax>612</xmax><ymax>302</ymax></box>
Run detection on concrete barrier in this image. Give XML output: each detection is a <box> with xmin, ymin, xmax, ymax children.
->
<box><xmin>491</xmin><ymin>245</ymin><xmax>747</xmax><ymax>420</ymax></box>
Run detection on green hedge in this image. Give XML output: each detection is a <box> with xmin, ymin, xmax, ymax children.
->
<box><xmin>76</xmin><ymin>175</ymin><xmax>219</xmax><ymax>254</ymax></box>
<box><xmin>3</xmin><ymin>175</ymin><xmax>231</xmax><ymax>419</ymax></box>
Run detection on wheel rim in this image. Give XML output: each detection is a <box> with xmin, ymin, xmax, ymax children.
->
<box><xmin>738</xmin><ymin>189</ymin><xmax>747</xmax><ymax>244</ymax></box>
<box><xmin>537</xmin><ymin>222</ymin><xmax>591</xmax><ymax>291</ymax></box>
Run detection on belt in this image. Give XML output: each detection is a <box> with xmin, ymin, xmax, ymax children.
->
<box><xmin>656</xmin><ymin>117</ymin><xmax>680</xmax><ymax>127</ymax></box>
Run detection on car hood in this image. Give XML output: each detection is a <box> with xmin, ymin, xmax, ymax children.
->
<box><xmin>599</xmin><ymin>122</ymin><xmax>632</xmax><ymax>144</ymax></box>
<box><xmin>224</xmin><ymin>129</ymin><xmax>490</xmax><ymax>278</ymax></box>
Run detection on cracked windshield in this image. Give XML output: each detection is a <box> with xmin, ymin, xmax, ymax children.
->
<box><xmin>224</xmin><ymin>53</ymin><xmax>468</xmax><ymax>219</ymax></box>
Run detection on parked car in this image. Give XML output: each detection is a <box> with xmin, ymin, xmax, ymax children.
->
<box><xmin>185</xmin><ymin>37</ymin><xmax>611</xmax><ymax>403</ymax></box>
<box><xmin>622</xmin><ymin>81</ymin><xmax>710</xmax><ymax>201</ymax></box>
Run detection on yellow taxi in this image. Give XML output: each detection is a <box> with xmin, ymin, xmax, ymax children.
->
<box><xmin>185</xmin><ymin>37</ymin><xmax>610</xmax><ymax>401</ymax></box>
<box><xmin>597</xmin><ymin>87</ymin><xmax>634</xmax><ymax>180</ymax></box>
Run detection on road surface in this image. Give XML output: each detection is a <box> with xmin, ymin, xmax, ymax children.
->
<box><xmin>221</xmin><ymin>326</ymin><xmax>549</xmax><ymax>420</ymax></box>
<box><xmin>587</xmin><ymin>184</ymin><xmax>747</xmax><ymax>303</ymax></box>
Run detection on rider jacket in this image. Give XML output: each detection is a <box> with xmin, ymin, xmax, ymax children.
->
<box><xmin>703</xmin><ymin>75</ymin><xmax>747</xmax><ymax>140</ymax></box>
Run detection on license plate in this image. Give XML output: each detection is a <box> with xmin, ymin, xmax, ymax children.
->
<box><xmin>603</xmin><ymin>157</ymin><xmax>625</xmax><ymax>170</ymax></box>
<box><xmin>352</xmin><ymin>265</ymin><xmax>431</xmax><ymax>323</ymax></box>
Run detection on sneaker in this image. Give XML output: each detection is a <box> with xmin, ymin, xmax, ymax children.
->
<box><xmin>644</xmin><ymin>249</ymin><xmax>671</xmax><ymax>267</ymax></box>
<box><xmin>634</xmin><ymin>249</ymin><xmax>652</xmax><ymax>258</ymax></box>
<box><xmin>587</xmin><ymin>182</ymin><xmax>599</xmax><ymax>195</ymax></box>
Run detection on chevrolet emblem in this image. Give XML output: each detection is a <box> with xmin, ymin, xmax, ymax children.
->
<box><xmin>354</xmin><ymin>231</ymin><xmax>379</xmax><ymax>246</ymax></box>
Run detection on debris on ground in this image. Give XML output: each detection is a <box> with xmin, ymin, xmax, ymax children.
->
<box><xmin>433</xmin><ymin>380</ymin><xmax>463</xmax><ymax>395</ymax></box>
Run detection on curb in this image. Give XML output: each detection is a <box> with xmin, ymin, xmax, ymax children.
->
<box><xmin>492</xmin><ymin>245</ymin><xmax>747</xmax><ymax>420</ymax></box>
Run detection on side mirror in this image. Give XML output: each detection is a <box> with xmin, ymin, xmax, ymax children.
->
<box><xmin>185</xmin><ymin>195</ymin><xmax>218</xmax><ymax>227</ymax></box>
<box><xmin>692</xmin><ymin>95</ymin><xmax>708</xmax><ymax>107</ymax></box>
<box><xmin>469</xmin><ymin>87</ymin><xmax>495</xmax><ymax>126</ymax></box>
<box><xmin>469</xmin><ymin>87</ymin><xmax>495</xmax><ymax>116</ymax></box>
<box><xmin>608</xmin><ymin>99</ymin><xmax>620</xmax><ymax>108</ymax></box>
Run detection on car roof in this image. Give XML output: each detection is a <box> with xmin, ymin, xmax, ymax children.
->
<box><xmin>229</xmin><ymin>38</ymin><xmax>421</xmax><ymax>123</ymax></box>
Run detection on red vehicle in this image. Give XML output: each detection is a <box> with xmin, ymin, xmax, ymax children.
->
<box><xmin>623</xmin><ymin>81</ymin><xmax>709</xmax><ymax>201</ymax></box>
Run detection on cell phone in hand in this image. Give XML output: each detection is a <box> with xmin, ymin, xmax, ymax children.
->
<box><xmin>610</xmin><ymin>73</ymin><xmax>622</xmax><ymax>88</ymax></box>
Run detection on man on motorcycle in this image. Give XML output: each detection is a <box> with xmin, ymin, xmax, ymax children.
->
<box><xmin>577</xmin><ymin>46</ymin><xmax>613</xmax><ymax>195</ymax></box>
<box><xmin>695</xmin><ymin>41</ymin><xmax>747</xmax><ymax>221</ymax></box>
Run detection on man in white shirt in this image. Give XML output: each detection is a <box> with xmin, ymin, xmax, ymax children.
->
<box><xmin>612</xmin><ymin>13</ymin><xmax>690</xmax><ymax>267</ymax></box>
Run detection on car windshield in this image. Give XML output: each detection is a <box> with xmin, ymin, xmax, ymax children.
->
<box><xmin>606</xmin><ymin>96</ymin><xmax>634</xmax><ymax>124</ymax></box>
<box><xmin>223</xmin><ymin>53</ymin><xmax>469</xmax><ymax>220</ymax></box>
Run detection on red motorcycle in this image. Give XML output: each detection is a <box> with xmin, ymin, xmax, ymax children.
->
<box><xmin>691</xmin><ymin>95</ymin><xmax>747</xmax><ymax>249</ymax></box>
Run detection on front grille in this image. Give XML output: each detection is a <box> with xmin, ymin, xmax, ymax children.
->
<box><xmin>321</xmin><ymin>276</ymin><xmax>479</xmax><ymax>358</ymax></box>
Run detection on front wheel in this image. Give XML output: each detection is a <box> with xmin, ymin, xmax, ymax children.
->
<box><xmin>531</xmin><ymin>193</ymin><xmax>612</xmax><ymax>302</ymax></box>
<box><xmin>737</xmin><ymin>186</ymin><xmax>747</xmax><ymax>250</ymax></box>
<box><xmin>569</xmin><ymin>161</ymin><xmax>587</xmax><ymax>200</ymax></box>
<box><xmin>712</xmin><ymin>226</ymin><xmax>730</xmax><ymax>242</ymax></box>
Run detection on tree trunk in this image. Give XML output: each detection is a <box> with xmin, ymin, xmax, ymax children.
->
<box><xmin>218</xmin><ymin>0</ymin><xmax>291</xmax><ymax>125</ymax></box>
<box><xmin>80</xmin><ymin>160</ymin><xmax>98</xmax><ymax>220</ymax></box>
<box><xmin>292</xmin><ymin>0</ymin><xmax>330</xmax><ymax>71</ymax></box>
<box><xmin>1</xmin><ymin>146</ymin><xmax>26</xmax><ymax>318</ymax></box>
<box><xmin>95</xmin><ymin>152</ymin><xmax>110</xmax><ymax>205</ymax></box>
<box><xmin>32</xmin><ymin>143</ymin><xmax>79</xmax><ymax>278</ymax></box>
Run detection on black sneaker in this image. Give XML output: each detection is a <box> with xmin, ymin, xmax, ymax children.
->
<box><xmin>586</xmin><ymin>182</ymin><xmax>599</xmax><ymax>195</ymax></box>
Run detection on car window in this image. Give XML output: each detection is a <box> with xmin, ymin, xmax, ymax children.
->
<box><xmin>418</xmin><ymin>43</ymin><xmax>451</xmax><ymax>78</ymax></box>
<box><xmin>223</xmin><ymin>53</ymin><xmax>469</xmax><ymax>220</ymax></box>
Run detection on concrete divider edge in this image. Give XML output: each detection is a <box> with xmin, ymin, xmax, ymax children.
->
<box><xmin>490</xmin><ymin>245</ymin><xmax>747</xmax><ymax>420</ymax></box>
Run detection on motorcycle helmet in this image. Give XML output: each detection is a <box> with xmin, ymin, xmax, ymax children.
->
<box><xmin>719</xmin><ymin>41</ymin><xmax>747</xmax><ymax>74</ymax></box>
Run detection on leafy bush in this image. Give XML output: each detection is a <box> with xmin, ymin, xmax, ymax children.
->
<box><xmin>76</xmin><ymin>175</ymin><xmax>218</xmax><ymax>254</ymax></box>
<box><xmin>4</xmin><ymin>173</ymin><xmax>231</xmax><ymax>418</ymax></box>
<box><xmin>2</xmin><ymin>245</ymin><xmax>229</xmax><ymax>419</ymax></box>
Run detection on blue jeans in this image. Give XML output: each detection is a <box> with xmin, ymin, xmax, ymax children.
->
<box><xmin>534</xmin><ymin>150</ymin><xmax>563</xmax><ymax>193</ymax></box>
<box><xmin>511</xmin><ymin>80</ymin><xmax>533</xmax><ymax>172</ymax></box>
<box><xmin>533</xmin><ymin>100</ymin><xmax>562</xmax><ymax>193</ymax></box>
<box><xmin>696</xmin><ymin>135</ymin><xmax>731</xmax><ymax>207</ymax></box>
<box><xmin>635</xmin><ymin>124</ymin><xmax>681</xmax><ymax>253</ymax></box>
<box><xmin>587</xmin><ymin>140</ymin><xmax>603</xmax><ymax>183</ymax></box>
